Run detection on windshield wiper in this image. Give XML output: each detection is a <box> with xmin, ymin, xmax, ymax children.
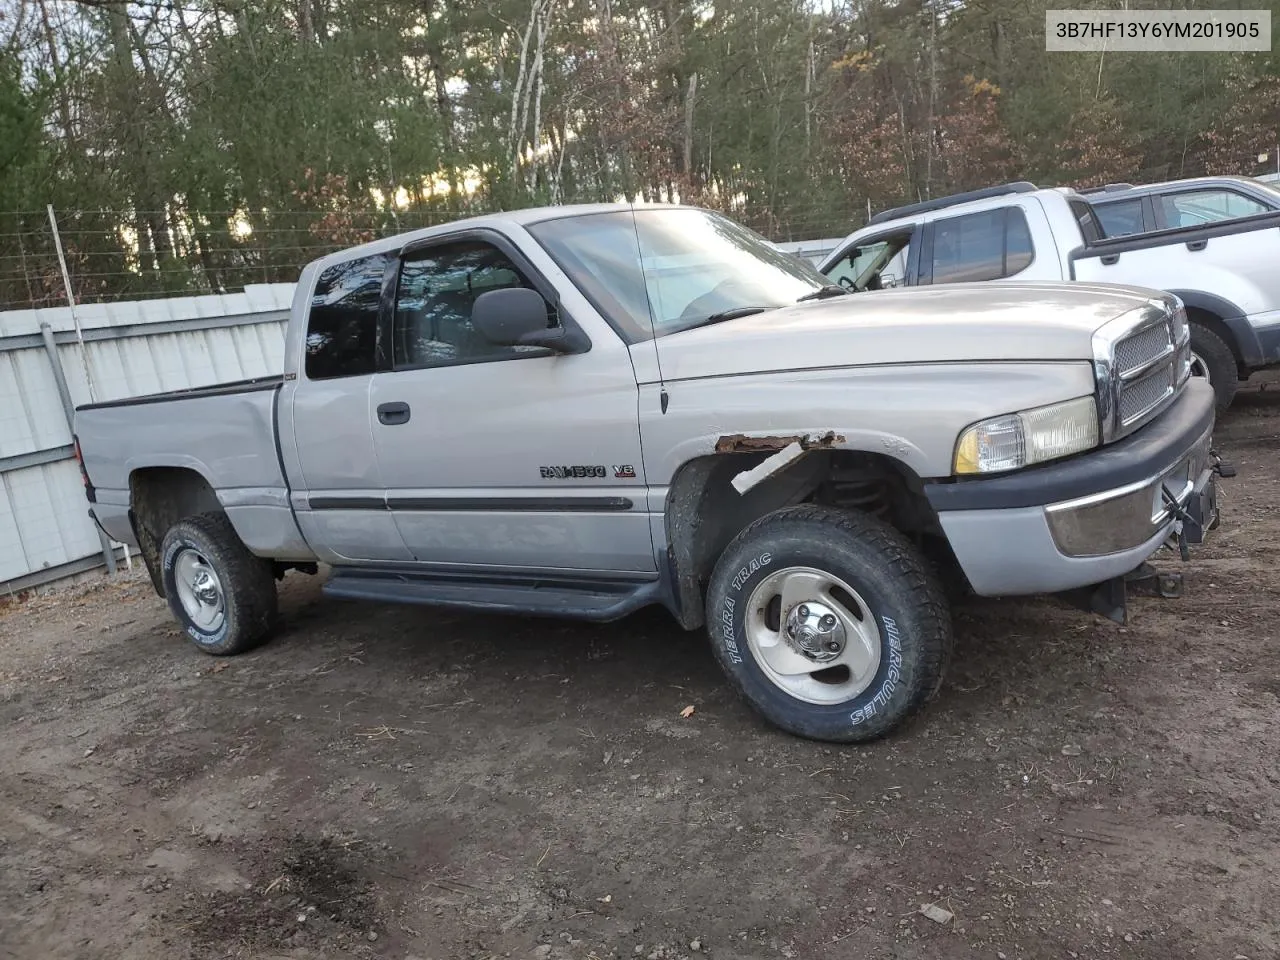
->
<box><xmin>796</xmin><ymin>284</ymin><xmax>850</xmax><ymax>302</ymax></box>
<box><xmin>695</xmin><ymin>306</ymin><xmax>771</xmax><ymax>327</ymax></box>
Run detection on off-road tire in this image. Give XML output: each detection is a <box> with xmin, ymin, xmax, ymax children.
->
<box><xmin>160</xmin><ymin>512</ymin><xmax>278</xmax><ymax>656</ymax></box>
<box><xmin>1189</xmin><ymin>322</ymin><xmax>1238</xmax><ymax>412</ymax></box>
<box><xmin>705</xmin><ymin>505</ymin><xmax>952</xmax><ymax>743</ymax></box>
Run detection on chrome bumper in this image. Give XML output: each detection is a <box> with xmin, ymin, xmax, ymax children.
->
<box><xmin>1044</xmin><ymin>425</ymin><xmax>1214</xmax><ymax>558</ymax></box>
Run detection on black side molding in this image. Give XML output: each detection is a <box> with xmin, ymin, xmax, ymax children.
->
<box><xmin>309</xmin><ymin>496</ymin><xmax>387</xmax><ymax>510</ymax></box>
<box><xmin>308</xmin><ymin>495</ymin><xmax>635</xmax><ymax>512</ymax></box>
<box><xmin>75</xmin><ymin>374</ymin><xmax>283</xmax><ymax>412</ymax></box>
<box><xmin>925</xmin><ymin>380</ymin><xmax>1215</xmax><ymax>513</ymax></box>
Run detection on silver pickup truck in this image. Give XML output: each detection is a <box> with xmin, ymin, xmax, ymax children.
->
<box><xmin>73</xmin><ymin>203</ymin><xmax>1227</xmax><ymax>743</ymax></box>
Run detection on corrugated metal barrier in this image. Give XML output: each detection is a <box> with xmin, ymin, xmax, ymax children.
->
<box><xmin>772</xmin><ymin>237</ymin><xmax>842</xmax><ymax>264</ymax></box>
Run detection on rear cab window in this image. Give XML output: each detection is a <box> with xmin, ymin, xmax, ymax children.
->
<box><xmin>1068</xmin><ymin>199</ymin><xmax>1105</xmax><ymax>244</ymax></box>
<box><xmin>304</xmin><ymin>253</ymin><xmax>390</xmax><ymax>380</ymax></box>
<box><xmin>1094</xmin><ymin>198</ymin><xmax>1146</xmax><ymax>238</ymax></box>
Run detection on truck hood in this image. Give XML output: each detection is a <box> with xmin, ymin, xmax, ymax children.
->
<box><xmin>650</xmin><ymin>281</ymin><xmax>1168</xmax><ymax>382</ymax></box>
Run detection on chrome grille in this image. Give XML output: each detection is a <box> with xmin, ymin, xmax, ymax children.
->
<box><xmin>1095</xmin><ymin>301</ymin><xmax>1190</xmax><ymax>443</ymax></box>
<box><xmin>1119</xmin><ymin>361</ymin><xmax>1175</xmax><ymax>425</ymax></box>
<box><xmin>1114</xmin><ymin>323</ymin><xmax>1172</xmax><ymax>376</ymax></box>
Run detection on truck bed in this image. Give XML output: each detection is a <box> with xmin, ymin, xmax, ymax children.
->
<box><xmin>73</xmin><ymin>376</ymin><xmax>295</xmax><ymax>555</ymax></box>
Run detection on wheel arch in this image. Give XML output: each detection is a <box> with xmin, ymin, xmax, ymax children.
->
<box><xmin>662</xmin><ymin>447</ymin><xmax>946</xmax><ymax>630</ymax></box>
<box><xmin>128</xmin><ymin>466</ymin><xmax>228</xmax><ymax>597</ymax></box>
<box><xmin>1167</xmin><ymin>289</ymin><xmax>1256</xmax><ymax>374</ymax></box>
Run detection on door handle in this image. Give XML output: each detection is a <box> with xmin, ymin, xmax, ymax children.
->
<box><xmin>1186</xmin><ymin>239</ymin><xmax>1207</xmax><ymax>252</ymax></box>
<box><xmin>377</xmin><ymin>401</ymin><xmax>411</xmax><ymax>426</ymax></box>
<box><xmin>1099</xmin><ymin>254</ymin><xmax>1120</xmax><ymax>265</ymax></box>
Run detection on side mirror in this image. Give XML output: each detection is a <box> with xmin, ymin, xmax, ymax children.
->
<box><xmin>472</xmin><ymin>287</ymin><xmax>589</xmax><ymax>354</ymax></box>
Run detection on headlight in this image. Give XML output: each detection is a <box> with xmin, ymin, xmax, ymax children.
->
<box><xmin>954</xmin><ymin>396</ymin><xmax>1100</xmax><ymax>475</ymax></box>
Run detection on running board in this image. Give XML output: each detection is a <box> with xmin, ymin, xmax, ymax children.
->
<box><xmin>322</xmin><ymin>567</ymin><xmax>663</xmax><ymax>622</ymax></box>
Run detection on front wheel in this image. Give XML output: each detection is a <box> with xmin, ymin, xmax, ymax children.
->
<box><xmin>160</xmin><ymin>513</ymin><xmax>278</xmax><ymax>656</ymax></box>
<box><xmin>705</xmin><ymin>505</ymin><xmax>952</xmax><ymax>743</ymax></box>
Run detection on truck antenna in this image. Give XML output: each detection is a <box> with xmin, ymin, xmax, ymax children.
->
<box><xmin>627</xmin><ymin>198</ymin><xmax>669</xmax><ymax>413</ymax></box>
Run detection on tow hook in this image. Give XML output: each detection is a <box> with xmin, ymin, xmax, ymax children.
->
<box><xmin>1161</xmin><ymin>484</ymin><xmax>1194</xmax><ymax>561</ymax></box>
<box><xmin>1125</xmin><ymin>562</ymin><xmax>1184</xmax><ymax>600</ymax></box>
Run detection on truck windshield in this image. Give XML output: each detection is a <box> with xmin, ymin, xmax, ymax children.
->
<box><xmin>526</xmin><ymin>208</ymin><xmax>829</xmax><ymax>341</ymax></box>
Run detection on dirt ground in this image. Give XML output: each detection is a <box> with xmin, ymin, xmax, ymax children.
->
<box><xmin>3</xmin><ymin>384</ymin><xmax>1279</xmax><ymax>960</ymax></box>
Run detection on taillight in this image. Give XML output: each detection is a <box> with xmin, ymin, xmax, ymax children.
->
<box><xmin>73</xmin><ymin>436</ymin><xmax>96</xmax><ymax>502</ymax></box>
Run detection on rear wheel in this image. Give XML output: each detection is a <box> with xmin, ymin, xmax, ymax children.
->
<box><xmin>705</xmin><ymin>505</ymin><xmax>952</xmax><ymax>743</ymax></box>
<box><xmin>1189</xmin><ymin>322</ymin><xmax>1238</xmax><ymax>411</ymax></box>
<box><xmin>160</xmin><ymin>513</ymin><xmax>278</xmax><ymax>656</ymax></box>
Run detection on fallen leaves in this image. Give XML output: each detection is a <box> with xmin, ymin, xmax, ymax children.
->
<box><xmin>679</xmin><ymin>705</ymin><xmax>696</xmax><ymax>719</ymax></box>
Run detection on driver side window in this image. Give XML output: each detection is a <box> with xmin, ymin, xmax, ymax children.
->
<box><xmin>824</xmin><ymin>232</ymin><xmax>913</xmax><ymax>292</ymax></box>
<box><xmin>392</xmin><ymin>241</ymin><xmax>542</xmax><ymax>370</ymax></box>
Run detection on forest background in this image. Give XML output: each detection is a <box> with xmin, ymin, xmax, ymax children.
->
<box><xmin>1</xmin><ymin>0</ymin><xmax>1277</xmax><ymax>308</ymax></box>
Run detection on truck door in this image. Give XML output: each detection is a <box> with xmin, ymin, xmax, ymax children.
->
<box><xmin>286</xmin><ymin>251</ymin><xmax>415</xmax><ymax>563</ymax></box>
<box><xmin>367</xmin><ymin>231</ymin><xmax>654</xmax><ymax>573</ymax></box>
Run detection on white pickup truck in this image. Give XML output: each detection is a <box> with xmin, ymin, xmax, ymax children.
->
<box><xmin>73</xmin><ymin>203</ymin><xmax>1227</xmax><ymax>743</ymax></box>
<box><xmin>817</xmin><ymin>181</ymin><xmax>1280</xmax><ymax>409</ymax></box>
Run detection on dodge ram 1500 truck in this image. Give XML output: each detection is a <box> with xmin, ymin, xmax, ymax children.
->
<box><xmin>73</xmin><ymin>203</ymin><xmax>1226</xmax><ymax>743</ymax></box>
<box><xmin>817</xmin><ymin>180</ymin><xmax>1280</xmax><ymax>410</ymax></box>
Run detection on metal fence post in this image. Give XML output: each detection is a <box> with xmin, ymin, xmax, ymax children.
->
<box><xmin>46</xmin><ymin>205</ymin><xmax>97</xmax><ymax>402</ymax></box>
<box><xmin>39</xmin><ymin>321</ymin><xmax>116</xmax><ymax>575</ymax></box>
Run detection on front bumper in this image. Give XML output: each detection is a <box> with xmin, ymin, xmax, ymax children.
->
<box><xmin>926</xmin><ymin>380</ymin><xmax>1219</xmax><ymax>597</ymax></box>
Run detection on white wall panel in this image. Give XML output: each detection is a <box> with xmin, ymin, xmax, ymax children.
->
<box><xmin>0</xmin><ymin>480</ymin><xmax>27</xmax><ymax>583</ymax></box>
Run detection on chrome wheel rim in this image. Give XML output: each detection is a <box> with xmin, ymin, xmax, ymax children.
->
<box><xmin>174</xmin><ymin>548</ymin><xmax>225</xmax><ymax>632</ymax></box>
<box><xmin>1189</xmin><ymin>350</ymin><xmax>1210</xmax><ymax>383</ymax></box>
<box><xmin>743</xmin><ymin>566</ymin><xmax>882</xmax><ymax>705</ymax></box>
